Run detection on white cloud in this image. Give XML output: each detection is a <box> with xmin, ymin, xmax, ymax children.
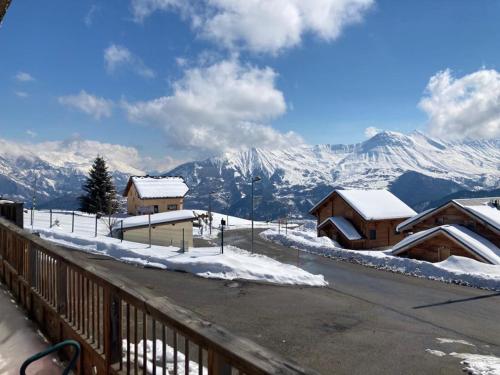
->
<box><xmin>364</xmin><ymin>126</ymin><xmax>381</xmax><ymax>138</ymax></box>
<box><xmin>15</xmin><ymin>72</ymin><xmax>35</xmax><ymax>82</ymax></box>
<box><xmin>419</xmin><ymin>69</ymin><xmax>500</xmax><ymax>140</ymax></box>
<box><xmin>14</xmin><ymin>91</ymin><xmax>29</xmax><ymax>98</ymax></box>
<box><xmin>25</xmin><ymin>130</ymin><xmax>37</xmax><ymax>138</ymax></box>
<box><xmin>130</xmin><ymin>0</ymin><xmax>374</xmax><ymax>54</ymax></box>
<box><xmin>84</xmin><ymin>4</ymin><xmax>100</xmax><ymax>27</ymax></box>
<box><xmin>0</xmin><ymin>136</ymin><xmax>182</xmax><ymax>174</ymax></box>
<box><xmin>122</xmin><ymin>58</ymin><xmax>302</xmax><ymax>156</ymax></box>
<box><xmin>58</xmin><ymin>90</ymin><xmax>113</xmax><ymax>120</ymax></box>
<box><xmin>104</xmin><ymin>44</ymin><xmax>155</xmax><ymax>78</ymax></box>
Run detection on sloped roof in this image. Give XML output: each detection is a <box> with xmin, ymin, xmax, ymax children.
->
<box><xmin>113</xmin><ymin>210</ymin><xmax>196</xmax><ymax>231</ymax></box>
<box><xmin>318</xmin><ymin>216</ymin><xmax>363</xmax><ymax>240</ymax></box>
<box><xmin>397</xmin><ymin>198</ymin><xmax>500</xmax><ymax>233</ymax></box>
<box><xmin>391</xmin><ymin>224</ymin><xmax>500</xmax><ymax>265</ymax></box>
<box><xmin>123</xmin><ymin>176</ymin><xmax>189</xmax><ymax>199</ymax></box>
<box><xmin>310</xmin><ymin>189</ymin><xmax>416</xmax><ymax>221</ymax></box>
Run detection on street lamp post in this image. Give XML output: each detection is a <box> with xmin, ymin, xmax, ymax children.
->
<box><xmin>251</xmin><ymin>176</ymin><xmax>261</xmax><ymax>252</ymax></box>
<box><xmin>208</xmin><ymin>191</ymin><xmax>216</xmax><ymax>236</ymax></box>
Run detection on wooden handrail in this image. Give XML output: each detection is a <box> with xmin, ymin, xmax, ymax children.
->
<box><xmin>0</xmin><ymin>217</ymin><xmax>317</xmax><ymax>375</ymax></box>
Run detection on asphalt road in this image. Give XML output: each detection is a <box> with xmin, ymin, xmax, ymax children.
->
<box><xmin>65</xmin><ymin>229</ymin><xmax>500</xmax><ymax>374</ymax></box>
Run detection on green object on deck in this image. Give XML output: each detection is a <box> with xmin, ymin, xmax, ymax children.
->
<box><xmin>20</xmin><ymin>339</ymin><xmax>81</xmax><ymax>375</ymax></box>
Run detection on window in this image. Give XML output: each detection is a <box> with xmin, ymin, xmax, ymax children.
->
<box><xmin>369</xmin><ymin>229</ymin><xmax>377</xmax><ymax>240</ymax></box>
<box><xmin>167</xmin><ymin>204</ymin><xmax>178</xmax><ymax>210</ymax></box>
<box><xmin>153</xmin><ymin>205</ymin><xmax>159</xmax><ymax>213</ymax></box>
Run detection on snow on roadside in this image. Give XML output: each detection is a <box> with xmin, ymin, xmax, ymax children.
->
<box><xmin>260</xmin><ymin>227</ymin><xmax>500</xmax><ymax>291</ymax></box>
<box><xmin>449</xmin><ymin>352</ymin><xmax>500</xmax><ymax>375</ymax></box>
<box><xmin>33</xmin><ymin>228</ymin><xmax>327</xmax><ymax>287</ymax></box>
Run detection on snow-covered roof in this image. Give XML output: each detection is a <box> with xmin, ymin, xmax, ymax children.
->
<box><xmin>114</xmin><ymin>210</ymin><xmax>196</xmax><ymax>231</ymax></box>
<box><xmin>318</xmin><ymin>216</ymin><xmax>362</xmax><ymax>240</ymax></box>
<box><xmin>397</xmin><ymin>198</ymin><xmax>500</xmax><ymax>233</ymax></box>
<box><xmin>457</xmin><ymin>201</ymin><xmax>500</xmax><ymax>231</ymax></box>
<box><xmin>125</xmin><ymin>176</ymin><xmax>189</xmax><ymax>199</ymax></box>
<box><xmin>337</xmin><ymin>189</ymin><xmax>416</xmax><ymax>220</ymax></box>
<box><xmin>392</xmin><ymin>224</ymin><xmax>500</xmax><ymax>265</ymax></box>
<box><xmin>310</xmin><ymin>189</ymin><xmax>416</xmax><ymax>221</ymax></box>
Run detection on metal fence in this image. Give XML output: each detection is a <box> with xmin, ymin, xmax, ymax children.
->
<box><xmin>0</xmin><ymin>216</ymin><xmax>317</xmax><ymax>375</ymax></box>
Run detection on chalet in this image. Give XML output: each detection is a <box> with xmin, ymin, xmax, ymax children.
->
<box><xmin>112</xmin><ymin>210</ymin><xmax>196</xmax><ymax>249</ymax></box>
<box><xmin>309</xmin><ymin>189</ymin><xmax>416</xmax><ymax>249</ymax></box>
<box><xmin>393</xmin><ymin>197</ymin><xmax>500</xmax><ymax>264</ymax></box>
<box><xmin>123</xmin><ymin>176</ymin><xmax>189</xmax><ymax>216</ymax></box>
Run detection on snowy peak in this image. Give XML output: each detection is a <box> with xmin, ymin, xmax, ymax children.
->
<box><xmin>168</xmin><ymin>132</ymin><xmax>500</xmax><ymax>218</ymax></box>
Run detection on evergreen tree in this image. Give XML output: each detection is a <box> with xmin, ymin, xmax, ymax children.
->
<box><xmin>79</xmin><ymin>156</ymin><xmax>118</xmax><ymax>214</ymax></box>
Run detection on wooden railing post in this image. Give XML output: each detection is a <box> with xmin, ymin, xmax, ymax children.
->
<box><xmin>57</xmin><ymin>260</ymin><xmax>67</xmax><ymax>315</ymax></box>
<box><xmin>104</xmin><ymin>288</ymin><xmax>122</xmax><ymax>372</ymax></box>
<box><xmin>208</xmin><ymin>349</ymin><xmax>232</xmax><ymax>375</ymax></box>
<box><xmin>28</xmin><ymin>241</ymin><xmax>37</xmax><ymax>288</ymax></box>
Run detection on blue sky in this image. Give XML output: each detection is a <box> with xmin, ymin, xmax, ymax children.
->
<box><xmin>1</xmin><ymin>0</ymin><xmax>500</xmax><ymax>170</ymax></box>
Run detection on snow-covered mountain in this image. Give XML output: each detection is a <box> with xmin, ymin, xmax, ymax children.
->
<box><xmin>0</xmin><ymin>138</ymin><xmax>142</xmax><ymax>209</ymax></box>
<box><xmin>0</xmin><ymin>131</ymin><xmax>498</xmax><ymax>216</ymax></box>
<box><xmin>169</xmin><ymin>131</ymin><xmax>500</xmax><ymax>218</ymax></box>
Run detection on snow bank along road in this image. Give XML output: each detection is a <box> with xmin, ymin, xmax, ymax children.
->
<box><xmin>50</xmin><ymin>229</ymin><xmax>500</xmax><ymax>375</ymax></box>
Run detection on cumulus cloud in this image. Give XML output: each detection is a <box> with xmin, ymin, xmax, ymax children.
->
<box><xmin>104</xmin><ymin>44</ymin><xmax>155</xmax><ymax>78</ymax></box>
<box><xmin>58</xmin><ymin>90</ymin><xmax>113</xmax><ymax>120</ymax></box>
<box><xmin>419</xmin><ymin>69</ymin><xmax>500</xmax><ymax>140</ymax></box>
<box><xmin>15</xmin><ymin>72</ymin><xmax>35</xmax><ymax>82</ymax></box>
<box><xmin>0</xmin><ymin>136</ymin><xmax>183</xmax><ymax>174</ymax></box>
<box><xmin>130</xmin><ymin>0</ymin><xmax>374</xmax><ymax>54</ymax></box>
<box><xmin>364</xmin><ymin>126</ymin><xmax>381</xmax><ymax>138</ymax></box>
<box><xmin>122</xmin><ymin>58</ymin><xmax>302</xmax><ymax>156</ymax></box>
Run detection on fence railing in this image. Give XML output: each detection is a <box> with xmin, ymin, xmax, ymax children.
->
<box><xmin>0</xmin><ymin>216</ymin><xmax>317</xmax><ymax>375</ymax></box>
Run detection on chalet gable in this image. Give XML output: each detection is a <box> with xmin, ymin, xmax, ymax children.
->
<box><xmin>310</xmin><ymin>189</ymin><xmax>416</xmax><ymax>221</ymax></box>
<box><xmin>397</xmin><ymin>198</ymin><xmax>500</xmax><ymax>234</ymax></box>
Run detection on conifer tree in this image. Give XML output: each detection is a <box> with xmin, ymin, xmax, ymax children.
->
<box><xmin>79</xmin><ymin>156</ymin><xmax>118</xmax><ymax>214</ymax></box>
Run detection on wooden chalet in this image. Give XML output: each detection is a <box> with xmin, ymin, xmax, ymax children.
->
<box><xmin>123</xmin><ymin>176</ymin><xmax>189</xmax><ymax>216</ymax></box>
<box><xmin>392</xmin><ymin>197</ymin><xmax>500</xmax><ymax>264</ymax></box>
<box><xmin>309</xmin><ymin>189</ymin><xmax>416</xmax><ymax>249</ymax></box>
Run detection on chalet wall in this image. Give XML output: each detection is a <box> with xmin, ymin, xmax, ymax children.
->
<box><xmin>126</xmin><ymin>184</ymin><xmax>184</xmax><ymax>215</ymax></box>
<box><xmin>123</xmin><ymin>220</ymin><xmax>193</xmax><ymax>248</ymax></box>
<box><xmin>403</xmin><ymin>205</ymin><xmax>500</xmax><ymax>247</ymax></box>
<box><xmin>315</xmin><ymin>193</ymin><xmax>407</xmax><ymax>249</ymax></box>
<box><xmin>399</xmin><ymin>232</ymin><xmax>484</xmax><ymax>263</ymax></box>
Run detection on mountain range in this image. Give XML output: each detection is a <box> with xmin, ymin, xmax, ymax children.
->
<box><xmin>0</xmin><ymin>131</ymin><xmax>498</xmax><ymax>219</ymax></box>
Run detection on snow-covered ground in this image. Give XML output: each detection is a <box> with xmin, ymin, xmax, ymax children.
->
<box><xmin>260</xmin><ymin>222</ymin><xmax>500</xmax><ymax>291</ymax></box>
<box><xmin>426</xmin><ymin>337</ymin><xmax>500</xmax><ymax>375</ymax></box>
<box><xmin>23</xmin><ymin>210</ymin><xmax>326</xmax><ymax>286</ymax></box>
<box><xmin>192</xmin><ymin>210</ymin><xmax>297</xmax><ymax>240</ymax></box>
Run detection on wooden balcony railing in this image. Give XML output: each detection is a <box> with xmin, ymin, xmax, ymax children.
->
<box><xmin>0</xmin><ymin>217</ymin><xmax>317</xmax><ymax>375</ymax></box>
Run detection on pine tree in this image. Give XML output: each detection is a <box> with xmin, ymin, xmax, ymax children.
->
<box><xmin>79</xmin><ymin>156</ymin><xmax>118</xmax><ymax>215</ymax></box>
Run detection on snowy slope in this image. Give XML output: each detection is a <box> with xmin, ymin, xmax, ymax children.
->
<box><xmin>0</xmin><ymin>138</ymin><xmax>143</xmax><ymax>207</ymax></box>
<box><xmin>169</xmin><ymin>131</ymin><xmax>500</xmax><ymax>218</ymax></box>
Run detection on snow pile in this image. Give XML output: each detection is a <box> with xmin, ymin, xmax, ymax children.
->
<box><xmin>131</xmin><ymin>176</ymin><xmax>189</xmax><ymax>199</ymax></box>
<box><xmin>426</xmin><ymin>338</ymin><xmax>500</xmax><ymax>375</ymax></box>
<box><xmin>122</xmin><ymin>339</ymin><xmax>206</xmax><ymax>375</ymax></box>
<box><xmin>260</xmin><ymin>227</ymin><xmax>500</xmax><ymax>290</ymax></box>
<box><xmin>34</xmin><ymin>227</ymin><xmax>327</xmax><ymax>286</ymax></box>
<box><xmin>449</xmin><ymin>352</ymin><xmax>500</xmax><ymax>375</ymax></box>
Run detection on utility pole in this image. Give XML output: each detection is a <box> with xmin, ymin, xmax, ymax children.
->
<box><xmin>251</xmin><ymin>176</ymin><xmax>261</xmax><ymax>252</ymax></box>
